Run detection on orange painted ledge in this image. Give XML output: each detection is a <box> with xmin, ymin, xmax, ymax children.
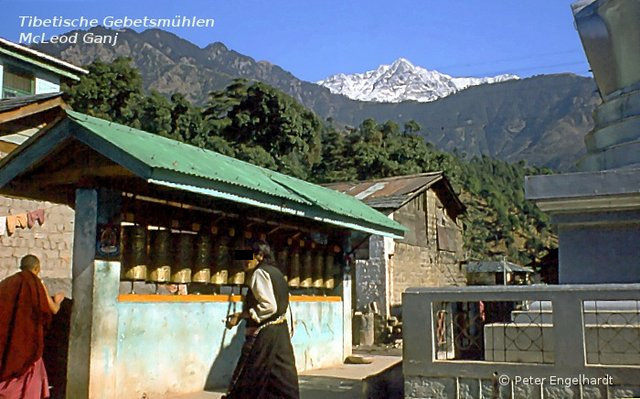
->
<box><xmin>118</xmin><ymin>294</ymin><xmax>342</xmax><ymax>303</ymax></box>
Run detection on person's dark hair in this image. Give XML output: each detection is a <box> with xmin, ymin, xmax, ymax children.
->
<box><xmin>20</xmin><ymin>254</ymin><xmax>40</xmax><ymax>271</ymax></box>
<box><xmin>251</xmin><ymin>240</ymin><xmax>276</xmax><ymax>266</ymax></box>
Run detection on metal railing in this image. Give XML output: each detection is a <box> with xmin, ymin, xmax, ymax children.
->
<box><xmin>433</xmin><ymin>299</ymin><xmax>554</xmax><ymax>364</ymax></box>
<box><xmin>584</xmin><ymin>300</ymin><xmax>640</xmax><ymax>366</ymax></box>
<box><xmin>403</xmin><ymin>284</ymin><xmax>640</xmax><ymax>388</ymax></box>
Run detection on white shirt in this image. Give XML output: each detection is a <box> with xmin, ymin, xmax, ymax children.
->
<box><xmin>248</xmin><ymin>268</ymin><xmax>278</xmax><ymax>324</ymax></box>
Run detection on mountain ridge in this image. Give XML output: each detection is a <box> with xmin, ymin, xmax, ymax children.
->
<box><xmin>317</xmin><ymin>57</ymin><xmax>518</xmax><ymax>103</ymax></box>
<box><xmin>34</xmin><ymin>27</ymin><xmax>599</xmax><ymax>171</ymax></box>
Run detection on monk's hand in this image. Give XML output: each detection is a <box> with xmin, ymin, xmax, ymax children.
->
<box><xmin>225</xmin><ymin>312</ymin><xmax>242</xmax><ymax>329</ymax></box>
<box><xmin>53</xmin><ymin>292</ymin><xmax>65</xmax><ymax>304</ymax></box>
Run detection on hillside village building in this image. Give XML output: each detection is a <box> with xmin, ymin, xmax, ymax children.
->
<box><xmin>0</xmin><ymin>38</ymin><xmax>86</xmax><ymax>286</ymax></box>
<box><xmin>0</xmin><ymin>38</ymin><xmax>408</xmax><ymax>399</ymax></box>
<box><xmin>326</xmin><ymin>172</ymin><xmax>466</xmax><ymax>318</ymax></box>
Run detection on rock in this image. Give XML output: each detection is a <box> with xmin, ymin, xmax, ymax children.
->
<box><xmin>345</xmin><ymin>355</ymin><xmax>373</xmax><ymax>364</ymax></box>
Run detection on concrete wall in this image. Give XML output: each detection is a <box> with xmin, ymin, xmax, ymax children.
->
<box><xmin>403</xmin><ymin>284</ymin><xmax>640</xmax><ymax>399</ymax></box>
<box><xmin>556</xmin><ymin>212</ymin><xmax>640</xmax><ymax>284</ymax></box>
<box><xmin>114</xmin><ymin>300</ymin><xmax>243</xmax><ymax>397</ymax></box>
<box><xmin>114</xmin><ymin>300</ymin><xmax>344</xmax><ymax>398</ymax></box>
<box><xmin>404</xmin><ymin>375</ymin><xmax>640</xmax><ymax>399</ymax></box>
<box><xmin>405</xmin><ymin>373</ymin><xmax>640</xmax><ymax>399</ymax></box>
<box><xmin>0</xmin><ymin>196</ymin><xmax>74</xmax><ymax>280</ymax></box>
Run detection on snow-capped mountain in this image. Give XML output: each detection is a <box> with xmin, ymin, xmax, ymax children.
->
<box><xmin>317</xmin><ymin>58</ymin><xmax>519</xmax><ymax>103</ymax></box>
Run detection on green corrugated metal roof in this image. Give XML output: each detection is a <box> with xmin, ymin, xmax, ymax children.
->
<box><xmin>65</xmin><ymin>110</ymin><xmax>406</xmax><ymax>237</ymax></box>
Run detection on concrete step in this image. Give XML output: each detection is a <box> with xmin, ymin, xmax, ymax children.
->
<box><xmin>158</xmin><ymin>355</ymin><xmax>403</xmax><ymax>399</ymax></box>
<box><xmin>300</xmin><ymin>355</ymin><xmax>403</xmax><ymax>399</ymax></box>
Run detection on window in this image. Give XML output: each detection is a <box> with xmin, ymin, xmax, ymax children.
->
<box><xmin>2</xmin><ymin>65</ymin><xmax>35</xmax><ymax>98</ymax></box>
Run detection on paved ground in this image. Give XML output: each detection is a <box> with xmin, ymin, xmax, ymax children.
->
<box><xmin>162</xmin><ymin>392</ymin><xmax>223</xmax><ymax>399</ymax></box>
<box><xmin>159</xmin><ymin>355</ymin><xmax>402</xmax><ymax>399</ymax></box>
<box><xmin>299</xmin><ymin>355</ymin><xmax>402</xmax><ymax>399</ymax></box>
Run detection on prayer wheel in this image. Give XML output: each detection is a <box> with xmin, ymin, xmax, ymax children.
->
<box><xmin>171</xmin><ymin>233</ymin><xmax>193</xmax><ymax>283</ymax></box>
<box><xmin>324</xmin><ymin>253</ymin><xmax>335</xmax><ymax>289</ymax></box>
<box><xmin>300</xmin><ymin>249</ymin><xmax>313</xmax><ymax>288</ymax></box>
<box><xmin>149</xmin><ymin>230</ymin><xmax>172</xmax><ymax>283</ymax></box>
<box><xmin>211</xmin><ymin>237</ymin><xmax>230</xmax><ymax>285</ymax></box>
<box><xmin>276</xmin><ymin>247</ymin><xmax>289</xmax><ymax>277</ymax></box>
<box><xmin>312</xmin><ymin>250</ymin><xmax>325</xmax><ymax>288</ymax></box>
<box><xmin>288</xmin><ymin>248</ymin><xmax>300</xmax><ymax>288</ymax></box>
<box><xmin>228</xmin><ymin>238</ymin><xmax>245</xmax><ymax>285</ymax></box>
<box><xmin>193</xmin><ymin>234</ymin><xmax>213</xmax><ymax>283</ymax></box>
<box><xmin>121</xmin><ymin>225</ymin><xmax>148</xmax><ymax>281</ymax></box>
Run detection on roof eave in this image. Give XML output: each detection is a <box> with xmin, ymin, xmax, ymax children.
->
<box><xmin>0</xmin><ymin>45</ymin><xmax>86</xmax><ymax>81</ymax></box>
<box><xmin>149</xmin><ymin>178</ymin><xmax>404</xmax><ymax>239</ymax></box>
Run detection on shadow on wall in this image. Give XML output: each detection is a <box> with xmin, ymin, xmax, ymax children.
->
<box><xmin>204</xmin><ymin>317</ymin><xmax>246</xmax><ymax>392</ymax></box>
<box><xmin>44</xmin><ymin>298</ymin><xmax>72</xmax><ymax>399</ymax></box>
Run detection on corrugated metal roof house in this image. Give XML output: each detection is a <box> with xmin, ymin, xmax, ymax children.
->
<box><xmin>325</xmin><ymin>172</ymin><xmax>466</xmax><ymax>320</ymax></box>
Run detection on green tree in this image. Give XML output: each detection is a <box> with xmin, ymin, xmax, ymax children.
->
<box><xmin>205</xmin><ymin>80</ymin><xmax>323</xmax><ymax>179</ymax></box>
<box><xmin>403</xmin><ymin>120</ymin><xmax>421</xmax><ymax>135</ymax></box>
<box><xmin>63</xmin><ymin>57</ymin><xmax>143</xmax><ymax>123</ymax></box>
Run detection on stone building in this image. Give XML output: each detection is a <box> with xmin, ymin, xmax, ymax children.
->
<box><xmin>0</xmin><ymin>37</ymin><xmax>86</xmax><ymax>283</ymax></box>
<box><xmin>326</xmin><ymin>172</ymin><xmax>466</xmax><ymax>318</ymax></box>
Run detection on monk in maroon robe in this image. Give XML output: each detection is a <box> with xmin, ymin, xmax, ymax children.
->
<box><xmin>0</xmin><ymin>255</ymin><xmax>64</xmax><ymax>399</ymax></box>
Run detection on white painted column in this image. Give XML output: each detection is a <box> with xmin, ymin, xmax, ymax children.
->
<box><xmin>66</xmin><ymin>189</ymin><xmax>120</xmax><ymax>399</ymax></box>
<box><xmin>342</xmin><ymin>236</ymin><xmax>353</xmax><ymax>360</ymax></box>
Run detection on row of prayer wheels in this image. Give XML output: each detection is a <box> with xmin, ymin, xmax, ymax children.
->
<box><xmin>121</xmin><ymin>225</ymin><xmax>243</xmax><ymax>284</ymax></box>
<box><xmin>277</xmin><ymin>247</ymin><xmax>336</xmax><ymax>289</ymax></box>
<box><xmin>121</xmin><ymin>225</ymin><xmax>338</xmax><ymax>290</ymax></box>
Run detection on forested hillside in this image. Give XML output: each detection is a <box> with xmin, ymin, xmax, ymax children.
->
<box><xmin>39</xmin><ymin>27</ymin><xmax>599</xmax><ymax>171</ymax></box>
<box><xmin>63</xmin><ymin>58</ymin><xmax>556</xmax><ymax>265</ymax></box>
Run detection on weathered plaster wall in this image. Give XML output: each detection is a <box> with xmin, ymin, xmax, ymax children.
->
<box><xmin>355</xmin><ymin>232</ymin><xmax>394</xmax><ymax>314</ymax></box>
<box><xmin>291</xmin><ymin>301</ymin><xmax>345</xmax><ymax>370</ymax></box>
<box><xmin>0</xmin><ymin>196</ymin><xmax>74</xmax><ymax>280</ymax></box>
<box><xmin>114</xmin><ymin>300</ymin><xmax>344</xmax><ymax>398</ymax></box>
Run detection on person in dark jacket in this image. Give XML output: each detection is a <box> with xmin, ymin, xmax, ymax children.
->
<box><xmin>224</xmin><ymin>240</ymin><xmax>299</xmax><ymax>399</ymax></box>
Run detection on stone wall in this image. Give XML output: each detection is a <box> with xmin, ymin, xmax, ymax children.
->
<box><xmin>390</xmin><ymin>242</ymin><xmax>465</xmax><ymax>306</ymax></box>
<box><xmin>405</xmin><ymin>375</ymin><xmax>640</xmax><ymax>399</ymax></box>
<box><xmin>0</xmin><ymin>195</ymin><xmax>74</xmax><ymax>280</ymax></box>
<box><xmin>389</xmin><ymin>190</ymin><xmax>465</xmax><ymax>307</ymax></box>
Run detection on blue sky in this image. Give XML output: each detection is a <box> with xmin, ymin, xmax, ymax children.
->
<box><xmin>0</xmin><ymin>0</ymin><xmax>590</xmax><ymax>82</ymax></box>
